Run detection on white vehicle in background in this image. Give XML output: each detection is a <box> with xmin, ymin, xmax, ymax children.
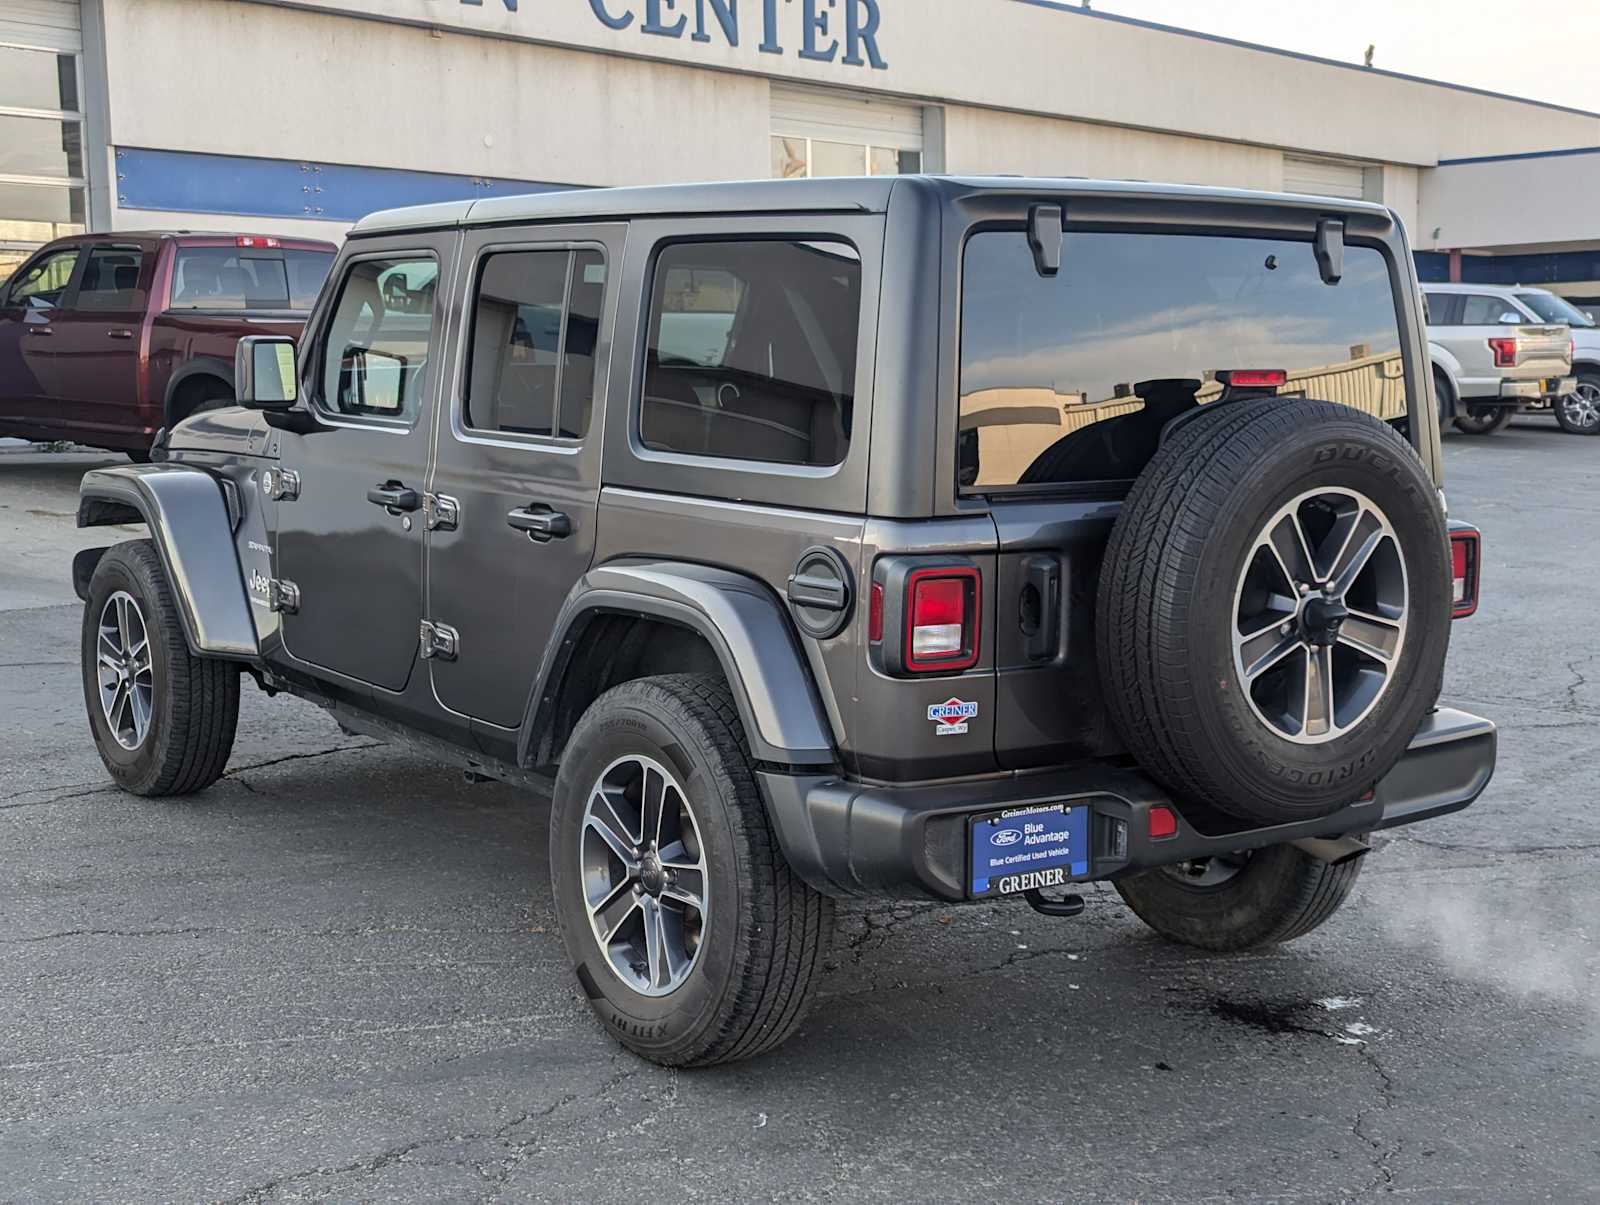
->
<box><xmin>1512</xmin><ymin>287</ymin><xmax>1600</xmax><ymax>436</ymax></box>
<box><xmin>1424</xmin><ymin>283</ymin><xmax>1575</xmax><ymax>436</ymax></box>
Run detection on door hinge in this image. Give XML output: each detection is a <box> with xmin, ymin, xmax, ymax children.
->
<box><xmin>267</xmin><ymin>578</ymin><xmax>301</xmax><ymax>614</ymax></box>
<box><xmin>419</xmin><ymin>619</ymin><xmax>459</xmax><ymax>661</ymax></box>
<box><xmin>424</xmin><ymin>492</ymin><xmax>460</xmax><ymax>532</ymax></box>
<box><xmin>261</xmin><ymin>467</ymin><xmax>301</xmax><ymax>502</ymax></box>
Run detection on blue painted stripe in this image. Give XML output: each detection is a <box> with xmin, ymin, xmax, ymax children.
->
<box><xmin>114</xmin><ymin>146</ymin><xmax>580</xmax><ymax>223</ymax></box>
<box><xmin>1007</xmin><ymin>0</ymin><xmax>1600</xmax><ymax>120</ymax></box>
<box><xmin>1437</xmin><ymin>145</ymin><xmax>1600</xmax><ymax>167</ymax></box>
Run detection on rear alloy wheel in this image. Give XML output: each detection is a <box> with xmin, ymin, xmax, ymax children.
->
<box><xmin>550</xmin><ymin>674</ymin><xmax>832</xmax><ymax>1066</ymax></box>
<box><xmin>1116</xmin><ymin>843</ymin><xmax>1365</xmax><ymax>951</ymax></box>
<box><xmin>1452</xmin><ymin>403</ymin><xmax>1515</xmax><ymax>435</ymax></box>
<box><xmin>1555</xmin><ymin>375</ymin><xmax>1600</xmax><ymax>435</ymax></box>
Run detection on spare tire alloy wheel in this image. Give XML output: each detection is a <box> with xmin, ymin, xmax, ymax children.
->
<box><xmin>96</xmin><ymin>590</ymin><xmax>155</xmax><ymax>750</ymax></box>
<box><xmin>581</xmin><ymin>754</ymin><xmax>708</xmax><ymax>997</ymax></box>
<box><xmin>1233</xmin><ymin>487</ymin><xmax>1407</xmax><ymax>744</ymax></box>
<box><xmin>1556</xmin><ymin>378</ymin><xmax>1600</xmax><ymax>435</ymax></box>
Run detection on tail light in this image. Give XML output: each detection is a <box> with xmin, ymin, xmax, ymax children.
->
<box><xmin>236</xmin><ymin>236</ymin><xmax>281</xmax><ymax>249</ymax></box>
<box><xmin>1487</xmin><ymin>337</ymin><xmax>1519</xmax><ymax>369</ymax></box>
<box><xmin>906</xmin><ymin>568</ymin><xmax>980</xmax><ymax>672</ymax></box>
<box><xmin>1216</xmin><ymin>369</ymin><xmax>1288</xmax><ymax>389</ymax></box>
<box><xmin>1449</xmin><ymin>526</ymin><xmax>1481</xmax><ymax>619</ymax></box>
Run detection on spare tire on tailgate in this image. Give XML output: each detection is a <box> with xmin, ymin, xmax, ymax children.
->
<box><xmin>1096</xmin><ymin>396</ymin><xmax>1451</xmax><ymax>825</ymax></box>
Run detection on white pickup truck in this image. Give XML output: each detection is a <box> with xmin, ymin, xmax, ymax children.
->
<box><xmin>1424</xmin><ymin>282</ymin><xmax>1575</xmax><ymax>436</ymax></box>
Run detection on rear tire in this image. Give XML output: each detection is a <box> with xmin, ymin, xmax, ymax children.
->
<box><xmin>1453</xmin><ymin>404</ymin><xmax>1515</xmax><ymax>435</ymax></box>
<box><xmin>81</xmin><ymin>540</ymin><xmax>240</xmax><ymax>796</ymax></box>
<box><xmin>1554</xmin><ymin>374</ymin><xmax>1600</xmax><ymax>435</ymax></box>
<box><xmin>549</xmin><ymin>674</ymin><xmax>832</xmax><ymax>1066</ymax></box>
<box><xmin>1116</xmin><ymin>843</ymin><xmax>1364</xmax><ymax>951</ymax></box>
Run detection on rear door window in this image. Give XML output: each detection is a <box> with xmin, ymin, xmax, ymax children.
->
<box><xmin>959</xmin><ymin>230</ymin><xmax>1408</xmax><ymax>491</ymax></box>
<box><xmin>464</xmin><ymin>248</ymin><xmax>605</xmax><ymax>440</ymax></box>
<box><xmin>640</xmin><ymin>239</ymin><xmax>861</xmax><ymax>468</ymax></box>
<box><xmin>73</xmin><ymin>245</ymin><xmax>145</xmax><ymax>311</ymax></box>
<box><xmin>1459</xmin><ymin>294</ymin><xmax>1517</xmax><ymax>326</ymax></box>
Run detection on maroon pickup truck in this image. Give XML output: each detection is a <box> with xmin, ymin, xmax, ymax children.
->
<box><xmin>0</xmin><ymin>232</ymin><xmax>335</xmax><ymax>458</ymax></box>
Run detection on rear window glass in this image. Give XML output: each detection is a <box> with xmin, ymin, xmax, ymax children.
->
<box><xmin>640</xmin><ymin>239</ymin><xmax>860</xmax><ymax>468</ymax></box>
<box><xmin>959</xmin><ymin>231</ymin><xmax>1407</xmax><ymax>491</ymax></box>
<box><xmin>170</xmin><ymin>248</ymin><xmax>333</xmax><ymax>310</ymax></box>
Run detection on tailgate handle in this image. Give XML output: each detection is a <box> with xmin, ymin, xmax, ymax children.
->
<box><xmin>1020</xmin><ymin>555</ymin><xmax>1061</xmax><ymax>663</ymax></box>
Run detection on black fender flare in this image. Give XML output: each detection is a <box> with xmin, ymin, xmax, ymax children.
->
<box><xmin>520</xmin><ymin>560</ymin><xmax>836</xmax><ymax>770</ymax></box>
<box><xmin>77</xmin><ymin>464</ymin><xmax>258</xmax><ymax>659</ymax></box>
<box><xmin>163</xmin><ymin>357</ymin><xmax>236</xmax><ymax>424</ymax></box>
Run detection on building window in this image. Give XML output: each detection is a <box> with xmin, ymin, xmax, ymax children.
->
<box><xmin>0</xmin><ymin>43</ymin><xmax>87</xmax><ymax>282</ymax></box>
<box><xmin>770</xmin><ymin>137</ymin><xmax>921</xmax><ymax>179</ymax></box>
<box><xmin>770</xmin><ymin>84</ymin><xmax>925</xmax><ymax>180</ymax></box>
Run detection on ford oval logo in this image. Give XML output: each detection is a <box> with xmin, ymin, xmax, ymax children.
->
<box><xmin>991</xmin><ymin>829</ymin><xmax>1023</xmax><ymax>847</ymax></box>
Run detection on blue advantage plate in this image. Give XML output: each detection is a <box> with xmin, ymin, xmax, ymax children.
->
<box><xmin>969</xmin><ymin>802</ymin><xmax>1090</xmax><ymax>898</ymax></box>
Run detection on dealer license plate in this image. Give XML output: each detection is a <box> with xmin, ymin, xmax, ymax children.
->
<box><xmin>969</xmin><ymin>802</ymin><xmax>1090</xmax><ymax>898</ymax></box>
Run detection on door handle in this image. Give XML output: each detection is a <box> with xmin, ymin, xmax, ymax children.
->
<box><xmin>25</xmin><ymin>326</ymin><xmax>52</xmax><ymax>337</ymax></box>
<box><xmin>507</xmin><ymin>505</ymin><xmax>572</xmax><ymax>541</ymax></box>
<box><xmin>107</xmin><ymin>329</ymin><xmax>133</xmax><ymax>340</ymax></box>
<box><xmin>367</xmin><ymin>482</ymin><xmax>421</xmax><ymax>513</ymax></box>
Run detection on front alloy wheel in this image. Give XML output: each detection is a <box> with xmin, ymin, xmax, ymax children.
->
<box><xmin>95</xmin><ymin>590</ymin><xmax>155</xmax><ymax>750</ymax></box>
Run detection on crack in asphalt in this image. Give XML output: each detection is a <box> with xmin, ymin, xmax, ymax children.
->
<box><xmin>1351</xmin><ymin>1041</ymin><xmax>1399</xmax><ymax>1197</ymax></box>
<box><xmin>218</xmin><ymin>1064</ymin><xmax>643</xmax><ymax>1202</ymax></box>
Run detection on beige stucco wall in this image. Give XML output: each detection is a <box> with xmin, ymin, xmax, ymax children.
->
<box><xmin>942</xmin><ymin>106</ymin><xmax>1285</xmax><ymax>190</ymax></box>
<box><xmin>100</xmin><ymin>0</ymin><xmax>771</xmax><ymax>187</ymax></box>
<box><xmin>1419</xmin><ymin>153</ymin><xmax>1600</xmax><ymax>251</ymax></box>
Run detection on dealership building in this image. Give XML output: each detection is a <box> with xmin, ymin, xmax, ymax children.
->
<box><xmin>7</xmin><ymin>0</ymin><xmax>1600</xmax><ymax>295</ymax></box>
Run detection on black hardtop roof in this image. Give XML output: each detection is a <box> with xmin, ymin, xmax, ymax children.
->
<box><xmin>349</xmin><ymin>175</ymin><xmax>1393</xmax><ymax>237</ymax></box>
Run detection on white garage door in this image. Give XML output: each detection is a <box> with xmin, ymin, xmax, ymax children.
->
<box><xmin>771</xmin><ymin>83</ymin><xmax>925</xmax><ymax>179</ymax></box>
<box><xmin>1283</xmin><ymin>155</ymin><xmax>1368</xmax><ymax>200</ymax></box>
<box><xmin>0</xmin><ymin>0</ymin><xmax>81</xmax><ymax>51</ymax></box>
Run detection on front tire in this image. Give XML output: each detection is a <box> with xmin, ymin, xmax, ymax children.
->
<box><xmin>1116</xmin><ymin>844</ymin><xmax>1364</xmax><ymax>951</ymax></box>
<box><xmin>81</xmin><ymin>540</ymin><xmax>240</xmax><ymax>795</ymax></box>
<box><xmin>550</xmin><ymin>674</ymin><xmax>832</xmax><ymax>1067</ymax></box>
<box><xmin>1555</xmin><ymin>374</ymin><xmax>1600</xmax><ymax>435</ymax></box>
<box><xmin>1453</xmin><ymin>404</ymin><xmax>1515</xmax><ymax>435</ymax></box>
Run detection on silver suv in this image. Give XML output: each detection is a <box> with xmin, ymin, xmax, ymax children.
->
<box><xmin>1424</xmin><ymin>282</ymin><xmax>1575</xmax><ymax>436</ymax></box>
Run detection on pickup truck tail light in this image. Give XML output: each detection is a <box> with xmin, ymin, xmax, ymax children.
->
<box><xmin>1216</xmin><ymin>369</ymin><xmax>1288</xmax><ymax>389</ymax></box>
<box><xmin>1487</xmin><ymin>337</ymin><xmax>1519</xmax><ymax>369</ymax></box>
<box><xmin>1450</xmin><ymin>526</ymin><xmax>1481</xmax><ymax>619</ymax></box>
<box><xmin>236</xmin><ymin>236</ymin><xmax>281</xmax><ymax>249</ymax></box>
<box><xmin>907</xmin><ymin>569</ymin><xmax>980</xmax><ymax>671</ymax></box>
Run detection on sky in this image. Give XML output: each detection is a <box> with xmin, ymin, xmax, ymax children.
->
<box><xmin>1082</xmin><ymin>0</ymin><xmax>1600</xmax><ymax>114</ymax></box>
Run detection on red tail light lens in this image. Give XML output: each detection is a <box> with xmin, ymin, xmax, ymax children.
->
<box><xmin>1487</xmin><ymin>337</ymin><xmax>1518</xmax><ymax>369</ymax></box>
<box><xmin>236</xmin><ymin>236</ymin><xmax>281</xmax><ymax>249</ymax></box>
<box><xmin>1218</xmin><ymin>369</ymin><xmax>1288</xmax><ymax>389</ymax></box>
<box><xmin>1148</xmin><ymin>806</ymin><xmax>1178</xmax><ymax>840</ymax></box>
<box><xmin>905</xmin><ymin>568</ymin><xmax>980</xmax><ymax>672</ymax></box>
<box><xmin>1450</xmin><ymin>527</ymin><xmax>1480</xmax><ymax>619</ymax></box>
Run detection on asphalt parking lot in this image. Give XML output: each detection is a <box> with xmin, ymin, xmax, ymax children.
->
<box><xmin>2</xmin><ymin>421</ymin><xmax>1598</xmax><ymax>1204</ymax></box>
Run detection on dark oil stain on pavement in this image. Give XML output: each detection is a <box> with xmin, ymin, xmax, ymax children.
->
<box><xmin>1208</xmin><ymin>997</ymin><xmax>1330</xmax><ymax>1038</ymax></box>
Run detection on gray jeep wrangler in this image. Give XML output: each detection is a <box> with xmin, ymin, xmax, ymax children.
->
<box><xmin>73</xmin><ymin>177</ymin><xmax>1495</xmax><ymax>1067</ymax></box>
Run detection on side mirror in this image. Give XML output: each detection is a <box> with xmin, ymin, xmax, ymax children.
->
<box><xmin>235</xmin><ymin>336</ymin><xmax>299</xmax><ymax>410</ymax></box>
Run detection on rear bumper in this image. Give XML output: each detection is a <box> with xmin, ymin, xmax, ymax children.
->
<box><xmin>1499</xmin><ymin>376</ymin><xmax>1575</xmax><ymax>400</ymax></box>
<box><xmin>758</xmin><ymin>706</ymin><xmax>1496</xmax><ymax>902</ymax></box>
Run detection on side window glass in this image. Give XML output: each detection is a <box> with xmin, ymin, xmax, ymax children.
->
<box><xmin>318</xmin><ymin>256</ymin><xmax>437</xmax><ymax>422</ymax></box>
<box><xmin>464</xmin><ymin>247</ymin><xmax>605</xmax><ymax>439</ymax></box>
<box><xmin>75</xmin><ymin>245</ymin><xmax>145</xmax><ymax>312</ymax></box>
<box><xmin>1461</xmin><ymin>295</ymin><xmax>1510</xmax><ymax>326</ymax></box>
<box><xmin>7</xmin><ymin>247</ymin><xmax>79</xmax><ymax>309</ymax></box>
<box><xmin>640</xmin><ymin>239</ymin><xmax>861</xmax><ymax>468</ymax></box>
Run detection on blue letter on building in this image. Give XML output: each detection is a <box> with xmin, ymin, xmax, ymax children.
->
<box><xmin>692</xmin><ymin>0</ymin><xmax>738</xmax><ymax>45</ymax></box>
<box><xmin>760</xmin><ymin>0</ymin><xmax>783</xmax><ymax>54</ymax></box>
<box><xmin>800</xmin><ymin>0</ymin><xmax>838</xmax><ymax>62</ymax></box>
<box><xmin>843</xmin><ymin>0</ymin><xmax>886</xmax><ymax>69</ymax></box>
<box><xmin>643</xmin><ymin>0</ymin><xmax>688</xmax><ymax>37</ymax></box>
<box><xmin>590</xmin><ymin>0</ymin><xmax>633</xmax><ymax>29</ymax></box>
